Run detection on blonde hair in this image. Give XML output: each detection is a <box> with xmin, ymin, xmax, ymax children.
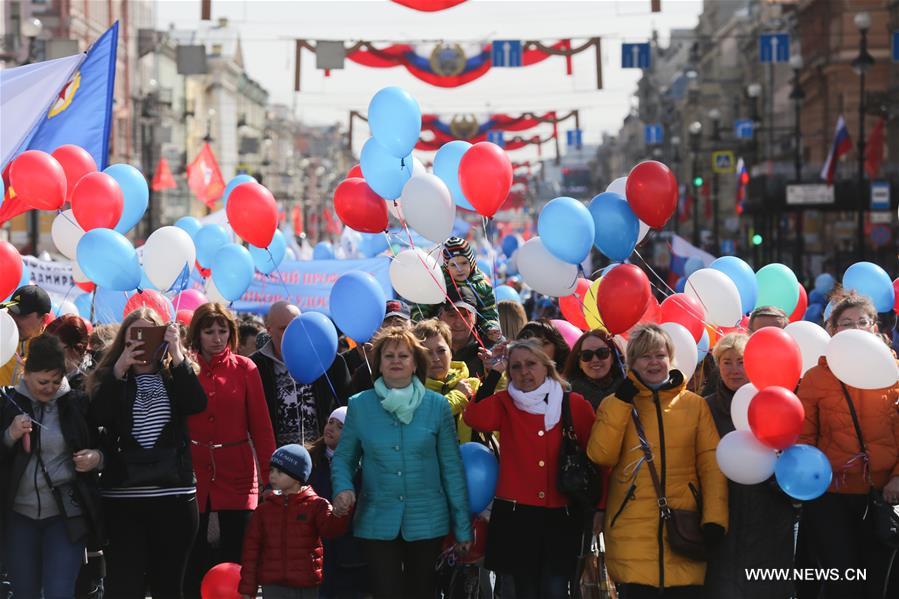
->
<box><xmin>498</xmin><ymin>300</ymin><xmax>527</xmax><ymax>340</ymax></box>
<box><xmin>626</xmin><ymin>324</ymin><xmax>675</xmax><ymax>367</ymax></box>
<box><xmin>412</xmin><ymin>318</ymin><xmax>452</xmax><ymax>348</ymax></box>
<box><xmin>506</xmin><ymin>338</ymin><xmax>566</xmax><ymax>387</ymax></box>
<box><xmin>370</xmin><ymin>326</ymin><xmax>430</xmax><ymax>383</ymax></box>
<box><xmin>713</xmin><ymin>332</ymin><xmax>749</xmax><ymax>362</ymax></box>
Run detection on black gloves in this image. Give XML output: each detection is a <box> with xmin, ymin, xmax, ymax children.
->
<box><xmin>702</xmin><ymin>523</ymin><xmax>726</xmax><ymax>550</ymax></box>
<box><xmin>614</xmin><ymin>378</ymin><xmax>640</xmax><ymax>404</ymax></box>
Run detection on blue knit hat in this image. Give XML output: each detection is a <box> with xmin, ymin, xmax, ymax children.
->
<box><xmin>270</xmin><ymin>444</ymin><xmax>312</xmax><ymax>483</ymax></box>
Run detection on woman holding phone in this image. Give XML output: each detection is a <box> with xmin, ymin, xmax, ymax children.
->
<box><xmin>87</xmin><ymin>308</ymin><xmax>207</xmax><ymax>598</ymax></box>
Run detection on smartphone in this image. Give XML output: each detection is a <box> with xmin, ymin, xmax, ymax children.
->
<box><xmin>128</xmin><ymin>326</ymin><xmax>168</xmax><ymax>365</ymax></box>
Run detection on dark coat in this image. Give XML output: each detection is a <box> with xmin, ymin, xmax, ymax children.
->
<box><xmin>702</xmin><ymin>382</ymin><xmax>795</xmax><ymax>599</ymax></box>
<box><xmin>250</xmin><ymin>350</ymin><xmax>351</xmax><ymax>442</ymax></box>
<box><xmin>570</xmin><ymin>372</ymin><xmax>623</xmax><ymax>410</ymax></box>
<box><xmin>89</xmin><ymin>361</ymin><xmax>208</xmax><ymax>490</ymax></box>
<box><xmin>0</xmin><ymin>386</ymin><xmax>104</xmax><ymax>544</ymax></box>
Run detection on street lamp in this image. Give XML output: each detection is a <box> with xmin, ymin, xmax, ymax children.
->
<box><xmin>689</xmin><ymin>121</ymin><xmax>703</xmax><ymax>246</ymax></box>
<box><xmin>707</xmin><ymin>108</ymin><xmax>722</xmax><ymax>248</ymax></box>
<box><xmin>708</xmin><ymin>108</ymin><xmax>721</xmax><ymax>141</ymax></box>
<box><xmin>203</xmin><ymin>108</ymin><xmax>215</xmax><ymax>143</ymax></box>
<box><xmin>852</xmin><ymin>11</ymin><xmax>874</xmax><ymax>261</ymax></box>
<box><xmin>20</xmin><ymin>16</ymin><xmax>43</xmax><ymax>254</ymax></box>
<box><xmin>789</xmin><ymin>53</ymin><xmax>805</xmax><ymax>271</ymax></box>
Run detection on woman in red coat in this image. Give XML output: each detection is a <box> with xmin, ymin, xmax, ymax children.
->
<box><xmin>184</xmin><ymin>303</ymin><xmax>276</xmax><ymax>598</ymax></box>
<box><xmin>463</xmin><ymin>338</ymin><xmax>597</xmax><ymax>598</ymax></box>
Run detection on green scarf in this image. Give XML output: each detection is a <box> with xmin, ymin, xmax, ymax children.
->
<box><xmin>374</xmin><ymin>377</ymin><xmax>425</xmax><ymax>424</ymax></box>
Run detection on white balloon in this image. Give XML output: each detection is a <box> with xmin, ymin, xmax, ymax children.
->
<box><xmin>388</xmin><ymin>199</ymin><xmax>404</xmax><ymax>221</ymax></box>
<box><xmin>637</xmin><ymin>220</ymin><xmax>651</xmax><ymax>243</ymax></box>
<box><xmin>658</xmin><ymin>321</ymin><xmax>699</xmax><ymax>381</ymax></box>
<box><xmin>731</xmin><ymin>383</ymin><xmax>758</xmax><ymax>431</ymax></box>
<box><xmin>54</xmin><ymin>300</ymin><xmax>79</xmax><ymax>317</ymax></box>
<box><xmin>517</xmin><ymin>237</ymin><xmax>578</xmax><ymax>297</ymax></box>
<box><xmin>716</xmin><ymin>430</ymin><xmax>778</xmax><ymax>485</ymax></box>
<box><xmin>399</xmin><ymin>174</ymin><xmax>455</xmax><ymax>243</ymax></box>
<box><xmin>71</xmin><ymin>262</ymin><xmax>90</xmax><ymax>284</ymax></box>
<box><xmin>143</xmin><ymin>226</ymin><xmax>197</xmax><ymax>291</ymax></box>
<box><xmin>204</xmin><ymin>277</ymin><xmax>229</xmax><ymax>304</ymax></box>
<box><xmin>412</xmin><ymin>157</ymin><xmax>427</xmax><ymax>177</ymax></box>
<box><xmin>51</xmin><ymin>209</ymin><xmax>84</xmax><ymax>260</ymax></box>
<box><xmin>685</xmin><ymin>268</ymin><xmax>742</xmax><ymax>327</ymax></box>
<box><xmin>784</xmin><ymin>321</ymin><xmax>830</xmax><ymax>375</ymax></box>
<box><xmin>826</xmin><ymin>329</ymin><xmax>899</xmax><ymax>389</ymax></box>
<box><xmin>606</xmin><ymin>176</ymin><xmax>627</xmax><ymax>196</ymax></box>
<box><xmin>389</xmin><ymin>248</ymin><xmax>446</xmax><ymax>304</ymax></box>
<box><xmin>0</xmin><ymin>309</ymin><xmax>19</xmax><ymax>365</ymax></box>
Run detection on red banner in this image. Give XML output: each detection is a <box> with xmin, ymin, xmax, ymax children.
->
<box><xmin>151</xmin><ymin>157</ymin><xmax>177</xmax><ymax>191</ymax></box>
<box><xmin>186</xmin><ymin>144</ymin><xmax>225</xmax><ymax>208</ymax></box>
<box><xmin>390</xmin><ymin>0</ymin><xmax>468</xmax><ymax>10</ymax></box>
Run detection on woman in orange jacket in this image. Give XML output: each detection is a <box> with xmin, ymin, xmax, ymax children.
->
<box><xmin>797</xmin><ymin>291</ymin><xmax>899</xmax><ymax>599</ymax></box>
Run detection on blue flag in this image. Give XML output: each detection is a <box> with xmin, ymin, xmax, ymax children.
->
<box><xmin>25</xmin><ymin>22</ymin><xmax>118</xmax><ymax>168</ymax></box>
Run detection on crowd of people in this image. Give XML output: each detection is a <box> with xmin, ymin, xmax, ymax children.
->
<box><xmin>0</xmin><ymin>235</ymin><xmax>897</xmax><ymax>599</ymax></box>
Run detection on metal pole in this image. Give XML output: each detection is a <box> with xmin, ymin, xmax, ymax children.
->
<box><xmin>712</xmin><ymin>171</ymin><xmax>719</xmax><ymax>250</ymax></box>
<box><xmin>794</xmin><ymin>88</ymin><xmax>803</xmax><ymax>274</ymax></box>
<box><xmin>692</xmin><ymin>152</ymin><xmax>700</xmax><ymax>246</ymax></box>
<box><xmin>856</xmin><ymin>32</ymin><xmax>867</xmax><ymax>262</ymax></box>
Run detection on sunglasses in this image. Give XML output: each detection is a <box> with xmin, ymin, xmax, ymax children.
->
<box><xmin>579</xmin><ymin>347</ymin><xmax>612</xmax><ymax>362</ymax></box>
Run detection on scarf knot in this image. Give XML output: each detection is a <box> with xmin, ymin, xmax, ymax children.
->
<box><xmin>508</xmin><ymin>378</ymin><xmax>564</xmax><ymax>430</ymax></box>
<box><xmin>374</xmin><ymin>377</ymin><xmax>425</xmax><ymax>424</ymax></box>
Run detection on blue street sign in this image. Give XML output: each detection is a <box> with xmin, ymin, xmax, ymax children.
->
<box><xmin>621</xmin><ymin>43</ymin><xmax>651</xmax><ymax>69</ymax></box>
<box><xmin>892</xmin><ymin>31</ymin><xmax>898</xmax><ymax>62</ymax></box>
<box><xmin>491</xmin><ymin>40</ymin><xmax>523</xmax><ymax>67</ymax></box>
<box><xmin>643</xmin><ymin>124</ymin><xmax>663</xmax><ymax>145</ymax></box>
<box><xmin>871</xmin><ymin>180</ymin><xmax>890</xmax><ymax>210</ymax></box>
<box><xmin>566</xmin><ymin>129</ymin><xmax>583</xmax><ymax>149</ymax></box>
<box><xmin>487</xmin><ymin>130</ymin><xmax>505</xmax><ymax>147</ymax></box>
<box><xmin>720</xmin><ymin>239</ymin><xmax>736</xmax><ymax>256</ymax></box>
<box><xmin>735</xmin><ymin>119</ymin><xmax>755</xmax><ymax>140</ymax></box>
<box><xmin>759</xmin><ymin>33</ymin><xmax>790</xmax><ymax>63</ymax></box>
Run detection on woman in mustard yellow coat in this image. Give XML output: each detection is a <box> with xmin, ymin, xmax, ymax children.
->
<box><xmin>587</xmin><ymin>325</ymin><xmax>728</xmax><ymax>598</ymax></box>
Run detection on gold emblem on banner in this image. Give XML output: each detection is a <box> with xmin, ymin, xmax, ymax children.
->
<box><xmin>450</xmin><ymin>114</ymin><xmax>479</xmax><ymax>140</ymax></box>
<box><xmin>430</xmin><ymin>43</ymin><xmax>467</xmax><ymax>77</ymax></box>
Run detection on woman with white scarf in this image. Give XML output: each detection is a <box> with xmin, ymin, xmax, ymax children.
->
<box><xmin>464</xmin><ymin>339</ymin><xmax>596</xmax><ymax>598</ymax></box>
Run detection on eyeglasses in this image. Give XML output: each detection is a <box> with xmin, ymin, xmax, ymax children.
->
<box><xmin>579</xmin><ymin>347</ymin><xmax>612</xmax><ymax>362</ymax></box>
<box><xmin>836</xmin><ymin>317</ymin><xmax>875</xmax><ymax>329</ymax></box>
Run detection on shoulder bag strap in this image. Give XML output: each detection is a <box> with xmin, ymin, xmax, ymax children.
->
<box><xmin>839</xmin><ymin>382</ymin><xmax>867</xmax><ymax>456</ymax></box>
<box><xmin>630</xmin><ymin>407</ymin><xmax>670</xmax><ymax>518</ymax></box>
<box><xmin>561</xmin><ymin>391</ymin><xmax>574</xmax><ymax>439</ymax></box>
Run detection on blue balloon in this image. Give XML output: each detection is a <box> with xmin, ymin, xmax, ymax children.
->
<box><xmin>842</xmin><ymin>262</ymin><xmax>894</xmax><ymax>313</ymax></box>
<box><xmin>501</xmin><ymin>235</ymin><xmax>519</xmax><ymax>258</ymax></box>
<box><xmin>814</xmin><ymin>273</ymin><xmax>836</xmax><ymax>295</ymax></box>
<box><xmin>313</xmin><ymin>241</ymin><xmax>335</xmax><ymax>261</ymax></box>
<box><xmin>675</xmin><ymin>277</ymin><xmax>687</xmax><ymax>293</ymax></box>
<box><xmin>76</xmin><ymin>287</ymin><xmax>133</xmax><ymax>324</ymax></box>
<box><xmin>803</xmin><ymin>303</ymin><xmax>824</xmax><ymax>323</ymax></box>
<box><xmin>696</xmin><ymin>328</ymin><xmax>710</xmax><ymax>364</ymax></box>
<box><xmin>775</xmin><ymin>444</ymin><xmax>832</xmax><ymax>501</ymax></box>
<box><xmin>807</xmin><ymin>289</ymin><xmax>827</xmax><ymax>307</ymax></box>
<box><xmin>104</xmin><ymin>164</ymin><xmax>149</xmax><ymax>234</ymax></box>
<box><xmin>139</xmin><ymin>267</ymin><xmax>158</xmax><ymax>291</ymax></box>
<box><xmin>434</xmin><ymin>140</ymin><xmax>474</xmax><ymax>210</ymax></box>
<box><xmin>587</xmin><ymin>192</ymin><xmax>639</xmax><ymax>263</ymax></box>
<box><xmin>359</xmin><ymin>233</ymin><xmax>389</xmax><ymax>258</ymax></box>
<box><xmin>601</xmin><ymin>263</ymin><xmax>619</xmax><ymax>277</ymax></box>
<box><xmin>76</xmin><ymin>229</ymin><xmax>141</xmax><ymax>291</ymax></box>
<box><xmin>495</xmin><ymin>285</ymin><xmax>522</xmax><ymax>304</ymax></box>
<box><xmin>282</xmin><ymin>312</ymin><xmax>338</xmax><ymax>384</ymax></box>
<box><xmin>194</xmin><ymin>224</ymin><xmax>231</xmax><ymax>268</ymax></box>
<box><xmin>360</xmin><ymin>137</ymin><xmax>413</xmax><ymax>200</ymax></box>
<box><xmin>368</xmin><ymin>87</ymin><xmax>422</xmax><ymax>159</ymax></box>
<box><xmin>823</xmin><ymin>300</ymin><xmax>835</xmax><ymax>322</ymax></box>
<box><xmin>211</xmin><ymin>244</ymin><xmax>254</xmax><ymax>301</ymax></box>
<box><xmin>477</xmin><ymin>259</ymin><xmax>493</xmax><ymax>280</ymax></box>
<box><xmin>222</xmin><ymin>174</ymin><xmax>257</xmax><ymax>207</ymax></box>
<box><xmin>710</xmin><ymin>256</ymin><xmax>758</xmax><ymax>315</ymax></box>
<box><xmin>174</xmin><ymin>216</ymin><xmax>202</xmax><ymax>239</ymax></box>
<box><xmin>539</xmin><ymin>196</ymin><xmax>596</xmax><ymax>264</ymax></box>
<box><xmin>684</xmin><ymin>256</ymin><xmax>705</xmax><ymax>278</ymax></box>
<box><xmin>249</xmin><ymin>230</ymin><xmax>287</xmax><ymax>275</ymax></box>
<box><xmin>330</xmin><ymin>271</ymin><xmax>387</xmax><ymax>343</ymax></box>
<box><xmin>460</xmin><ymin>442</ymin><xmax>498</xmax><ymax>515</ymax></box>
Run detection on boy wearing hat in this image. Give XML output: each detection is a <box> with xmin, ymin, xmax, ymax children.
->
<box><xmin>0</xmin><ymin>285</ymin><xmax>52</xmax><ymax>386</ymax></box>
<box><xmin>239</xmin><ymin>445</ymin><xmax>350</xmax><ymax>599</ymax></box>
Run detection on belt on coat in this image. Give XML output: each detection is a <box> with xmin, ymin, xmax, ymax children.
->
<box><xmin>190</xmin><ymin>438</ymin><xmax>250</xmax><ymax>481</ymax></box>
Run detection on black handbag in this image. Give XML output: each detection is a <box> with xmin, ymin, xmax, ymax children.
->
<box><xmin>37</xmin><ymin>455</ymin><xmax>90</xmax><ymax>543</ymax></box>
<box><xmin>558</xmin><ymin>393</ymin><xmax>603</xmax><ymax>509</ymax></box>
<box><xmin>839</xmin><ymin>383</ymin><xmax>899</xmax><ymax>549</ymax></box>
<box><xmin>119</xmin><ymin>446</ymin><xmax>182</xmax><ymax>487</ymax></box>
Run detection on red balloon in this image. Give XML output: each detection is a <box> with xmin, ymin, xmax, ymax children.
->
<box><xmin>597</xmin><ymin>264</ymin><xmax>651</xmax><ymax>334</ymax></box>
<box><xmin>195</xmin><ymin>260</ymin><xmax>211</xmax><ymax>279</ymax></box>
<box><xmin>226</xmin><ymin>182</ymin><xmax>278</xmax><ymax>248</ymax></box>
<box><xmin>71</xmin><ymin>172</ymin><xmax>124</xmax><ymax>231</ymax></box>
<box><xmin>748</xmin><ymin>386</ymin><xmax>805</xmax><ymax>449</ymax></box>
<box><xmin>52</xmin><ymin>145</ymin><xmax>98</xmax><ymax>202</ymax></box>
<box><xmin>9</xmin><ymin>150</ymin><xmax>67</xmax><ymax>210</ymax></box>
<box><xmin>347</xmin><ymin>163</ymin><xmax>363</xmax><ymax>178</ymax></box>
<box><xmin>892</xmin><ymin>278</ymin><xmax>899</xmax><ymax>314</ymax></box>
<box><xmin>176</xmin><ymin>309</ymin><xmax>194</xmax><ymax>327</ymax></box>
<box><xmin>620</xmin><ymin>296</ymin><xmax>662</xmax><ymax>340</ymax></box>
<box><xmin>744</xmin><ymin>327</ymin><xmax>802</xmax><ymax>390</ymax></box>
<box><xmin>75</xmin><ymin>280</ymin><xmax>96</xmax><ymax>293</ymax></box>
<box><xmin>200</xmin><ymin>562</ymin><xmax>241</xmax><ymax>599</ymax></box>
<box><xmin>333</xmin><ymin>178</ymin><xmax>389</xmax><ymax>234</ymax></box>
<box><xmin>625</xmin><ymin>161</ymin><xmax>678</xmax><ymax>228</ymax></box>
<box><xmin>559</xmin><ymin>278</ymin><xmax>592</xmax><ymax>331</ymax></box>
<box><xmin>458</xmin><ymin>142</ymin><xmax>513</xmax><ymax>218</ymax></box>
<box><xmin>660</xmin><ymin>293</ymin><xmax>705</xmax><ymax>342</ymax></box>
<box><xmin>123</xmin><ymin>289</ymin><xmax>172</xmax><ymax>323</ymax></box>
<box><xmin>789</xmin><ymin>285</ymin><xmax>808</xmax><ymax>322</ymax></box>
<box><xmin>0</xmin><ymin>240</ymin><xmax>23</xmax><ymax>301</ymax></box>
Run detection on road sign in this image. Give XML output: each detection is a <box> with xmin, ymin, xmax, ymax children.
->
<box><xmin>734</xmin><ymin>119</ymin><xmax>754</xmax><ymax>140</ymax></box>
<box><xmin>871</xmin><ymin>180</ymin><xmax>890</xmax><ymax>210</ymax></box>
<box><xmin>759</xmin><ymin>33</ymin><xmax>790</xmax><ymax>63</ymax></box>
<box><xmin>892</xmin><ymin>31</ymin><xmax>898</xmax><ymax>62</ymax></box>
<box><xmin>487</xmin><ymin>130</ymin><xmax>505</xmax><ymax>147</ymax></box>
<box><xmin>491</xmin><ymin>40</ymin><xmax>522</xmax><ymax>67</ymax></box>
<box><xmin>621</xmin><ymin>43</ymin><xmax>651</xmax><ymax>69</ymax></box>
<box><xmin>786</xmin><ymin>184</ymin><xmax>835</xmax><ymax>206</ymax></box>
<box><xmin>644</xmin><ymin>124</ymin><xmax>663</xmax><ymax>145</ymax></box>
<box><xmin>566</xmin><ymin>129</ymin><xmax>583</xmax><ymax>149</ymax></box>
<box><xmin>712</xmin><ymin>150</ymin><xmax>735</xmax><ymax>173</ymax></box>
<box><xmin>720</xmin><ymin>239</ymin><xmax>736</xmax><ymax>256</ymax></box>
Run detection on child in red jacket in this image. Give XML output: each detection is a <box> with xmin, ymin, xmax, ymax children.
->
<box><xmin>239</xmin><ymin>445</ymin><xmax>350</xmax><ymax>599</ymax></box>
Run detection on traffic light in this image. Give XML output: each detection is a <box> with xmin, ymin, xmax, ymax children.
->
<box><xmin>752</xmin><ymin>234</ymin><xmax>763</xmax><ymax>246</ymax></box>
<box><xmin>693</xmin><ymin>175</ymin><xmax>704</xmax><ymax>187</ymax></box>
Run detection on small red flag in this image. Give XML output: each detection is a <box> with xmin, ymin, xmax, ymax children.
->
<box><xmin>186</xmin><ymin>143</ymin><xmax>225</xmax><ymax>208</ymax></box>
<box><xmin>865</xmin><ymin>116</ymin><xmax>886</xmax><ymax>179</ymax></box>
<box><xmin>150</xmin><ymin>157</ymin><xmax>177</xmax><ymax>191</ymax></box>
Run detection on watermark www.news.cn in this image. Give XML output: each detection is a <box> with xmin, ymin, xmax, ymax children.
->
<box><xmin>745</xmin><ymin>568</ymin><xmax>867</xmax><ymax>582</ymax></box>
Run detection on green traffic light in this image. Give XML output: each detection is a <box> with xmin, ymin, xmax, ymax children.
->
<box><xmin>752</xmin><ymin>234</ymin><xmax>763</xmax><ymax>246</ymax></box>
<box><xmin>693</xmin><ymin>176</ymin><xmax>704</xmax><ymax>187</ymax></box>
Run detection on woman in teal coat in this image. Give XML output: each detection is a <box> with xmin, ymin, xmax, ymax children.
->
<box><xmin>331</xmin><ymin>326</ymin><xmax>472</xmax><ymax>599</ymax></box>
